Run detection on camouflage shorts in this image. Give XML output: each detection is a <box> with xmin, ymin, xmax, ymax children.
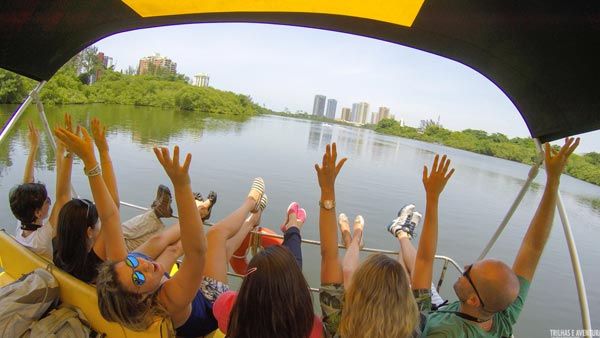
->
<box><xmin>413</xmin><ymin>288</ymin><xmax>432</xmax><ymax>312</ymax></box>
<box><xmin>319</xmin><ymin>283</ymin><xmax>344</xmax><ymax>338</ymax></box>
<box><xmin>200</xmin><ymin>277</ymin><xmax>229</xmax><ymax>303</ymax></box>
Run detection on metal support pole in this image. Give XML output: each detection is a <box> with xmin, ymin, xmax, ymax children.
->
<box><xmin>31</xmin><ymin>90</ymin><xmax>56</xmax><ymax>152</ymax></box>
<box><xmin>538</xmin><ymin>138</ymin><xmax>594</xmax><ymax>337</ymax></box>
<box><xmin>477</xmin><ymin>140</ymin><xmax>544</xmax><ymax>260</ymax></box>
<box><xmin>556</xmin><ymin>193</ymin><xmax>592</xmax><ymax>336</ymax></box>
<box><xmin>30</xmin><ymin>88</ymin><xmax>78</xmax><ymax>198</ymax></box>
<box><xmin>0</xmin><ymin>81</ymin><xmax>46</xmax><ymax>145</ymax></box>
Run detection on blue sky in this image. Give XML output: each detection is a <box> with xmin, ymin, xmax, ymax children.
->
<box><xmin>95</xmin><ymin>23</ymin><xmax>599</xmax><ymax>153</ymax></box>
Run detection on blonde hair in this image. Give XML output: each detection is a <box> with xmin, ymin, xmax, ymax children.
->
<box><xmin>96</xmin><ymin>261</ymin><xmax>169</xmax><ymax>331</ymax></box>
<box><xmin>339</xmin><ymin>254</ymin><xmax>419</xmax><ymax>338</ymax></box>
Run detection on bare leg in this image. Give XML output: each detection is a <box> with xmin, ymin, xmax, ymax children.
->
<box><xmin>225</xmin><ymin>210</ymin><xmax>261</xmax><ymax>260</ymax></box>
<box><xmin>135</xmin><ymin>223</ymin><xmax>181</xmax><ymax>259</ymax></box>
<box><xmin>342</xmin><ymin>226</ymin><xmax>362</xmax><ymax>287</ymax></box>
<box><xmin>154</xmin><ymin>240</ymin><xmax>183</xmax><ymax>273</ymax></box>
<box><xmin>397</xmin><ymin>232</ymin><xmax>417</xmax><ymax>280</ymax></box>
<box><xmin>205</xmin><ymin>196</ymin><xmax>255</xmax><ymax>283</ymax></box>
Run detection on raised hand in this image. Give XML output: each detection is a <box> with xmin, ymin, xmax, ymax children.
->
<box><xmin>91</xmin><ymin>117</ymin><xmax>109</xmax><ymax>153</ymax></box>
<box><xmin>27</xmin><ymin>120</ymin><xmax>40</xmax><ymax>150</ymax></box>
<box><xmin>422</xmin><ymin>154</ymin><xmax>455</xmax><ymax>198</ymax></box>
<box><xmin>314</xmin><ymin>142</ymin><xmax>347</xmax><ymax>192</ymax></box>
<box><xmin>544</xmin><ymin>137</ymin><xmax>579</xmax><ymax>181</ymax></box>
<box><xmin>153</xmin><ymin>146</ymin><xmax>191</xmax><ymax>187</ymax></box>
<box><xmin>63</xmin><ymin>112</ymin><xmax>73</xmax><ymax>133</ymax></box>
<box><xmin>54</xmin><ymin>126</ymin><xmax>96</xmax><ymax>166</ymax></box>
<box><xmin>55</xmin><ymin>112</ymin><xmax>74</xmax><ymax>155</ymax></box>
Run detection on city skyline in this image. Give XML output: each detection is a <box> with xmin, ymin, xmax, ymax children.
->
<box><xmin>94</xmin><ymin>23</ymin><xmax>599</xmax><ymax>153</ymax></box>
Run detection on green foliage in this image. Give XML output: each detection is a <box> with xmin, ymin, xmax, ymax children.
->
<box><xmin>375</xmin><ymin>119</ymin><xmax>599</xmax><ymax>185</ymax></box>
<box><xmin>0</xmin><ymin>60</ymin><xmax>268</xmax><ymax>116</ymax></box>
<box><xmin>0</xmin><ymin>68</ymin><xmax>36</xmax><ymax>103</ymax></box>
<box><xmin>584</xmin><ymin>152</ymin><xmax>600</xmax><ymax>165</ymax></box>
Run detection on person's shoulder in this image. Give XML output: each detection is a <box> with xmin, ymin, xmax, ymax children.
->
<box><xmin>422</xmin><ymin>301</ymin><xmax>463</xmax><ymax>337</ymax></box>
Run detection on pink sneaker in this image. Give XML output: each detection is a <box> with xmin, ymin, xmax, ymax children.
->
<box><xmin>281</xmin><ymin>202</ymin><xmax>299</xmax><ymax>233</ymax></box>
<box><xmin>297</xmin><ymin>208</ymin><xmax>307</xmax><ymax>224</ymax></box>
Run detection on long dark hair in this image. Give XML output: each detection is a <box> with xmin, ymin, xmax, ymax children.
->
<box><xmin>53</xmin><ymin>199</ymin><xmax>99</xmax><ymax>282</ymax></box>
<box><xmin>227</xmin><ymin>245</ymin><xmax>314</xmax><ymax>338</ymax></box>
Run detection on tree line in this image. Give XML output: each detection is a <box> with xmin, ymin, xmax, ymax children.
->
<box><xmin>374</xmin><ymin>118</ymin><xmax>600</xmax><ymax>185</ymax></box>
<box><xmin>2</xmin><ymin>52</ymin><xmax>598</xmax><ymax>185</ymax></box>
<box><xmin>0</xmin><ymin>54</ymin><xmax>270</xmax><ymax>116</ymax></box>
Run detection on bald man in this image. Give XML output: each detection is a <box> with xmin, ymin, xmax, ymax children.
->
<box><xmin>423</xmin><ymin>137</ymin><xmax>579</xmax><ymax>337</ymax></box>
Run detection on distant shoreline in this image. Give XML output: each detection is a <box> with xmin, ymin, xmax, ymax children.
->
<box><xmin>266</xmin><ymin>111</ymin><xmax>600</xmax><ymax>186</ymax></box>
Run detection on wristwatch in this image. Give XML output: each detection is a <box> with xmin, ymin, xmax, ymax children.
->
<box><xmin>319</xmin><ymin>200</ymin><xmax>335</xmax><ymax>210</ymax></box>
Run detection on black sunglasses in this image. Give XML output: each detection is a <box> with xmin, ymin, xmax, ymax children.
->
<box><xmin>463</xmin><ymin>264</ymin><xmax>486</xmax><ymax>309</ymax></box>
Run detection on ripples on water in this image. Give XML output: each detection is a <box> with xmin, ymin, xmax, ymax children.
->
<box><xmin>1</xmin><ymin>105</ymin><xmax>598</xmax><ymax>335</ymax></box>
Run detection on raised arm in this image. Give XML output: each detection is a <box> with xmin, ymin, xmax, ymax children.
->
<box><xmin>23</xmin><ymin>120</ymin><xmax>40</xmax><ymax>183</ymax></box>
<box><xmin>47</xmin><ymin>113</ymin><xmax>74</xmax><ymax>231</ymax></box>
<box><xmin>154</xmin><ymin>146</ymin><xmax>207</xmax><ymax>310</ymax></box>
<box><xmin>412</xmin><ymin>154</ymin><xmax>454</xmax><ymax>290</ymax></box>
<box><xmin>91</xmin><ymin>118</ymin><xmax>120</xmax><ymax>208</ymax></box>
<box><xmin>54</xmin><ymin>126</ymin><xmax>127</xmax><ymax>261</ymax></box>
<box><xmin>315</xmin><ymin>143</ymin><xmax>347</xmax><ymax>284</ymax></box>
<box><xmin>512</xmin><ymin>137</ymin><xmax>579</xmax><ymax>281</ymax></box>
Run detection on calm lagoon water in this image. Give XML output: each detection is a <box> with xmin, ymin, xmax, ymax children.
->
<box><xmin>1</xmin><ymin>104</ymin><xmax>599</xmax><ymax>337</ymax></box>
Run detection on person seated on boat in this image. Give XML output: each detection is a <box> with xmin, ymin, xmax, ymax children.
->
<box><xmin>213</xmin><ymin>202</ymin><xmax>325</xmax><ymax>338</ymax></box>
<box><xmin>385</xmin><ymin>204</ymin><xmax>446</xmax><ymax>309</ymax></box>
<box><xmin>422</xmin><ymin>137</ymin><xmax>579</xmax><ymax>338</ymax></box>
<box><xmin>58</xmin><ymin>134</ymin><xmax>269</xmax><ymax>336</ymax></box>
<box><xmin>9</xmin><ymin>117</ymin><xmax>74</xmax><ymax>259</ymax></box>
<box><xmin>121</xmin><ymin>188</ymin><xmax>218</xmax><ymax>251</ymax></box>
<box><xmin>52</xmin><ymin>118</ymin><xmax>182</xmax><ymax>283</ymax></box>
<box><xmin>335</xmin><ymin>204</ymin><xmax>447</xmax><ymax>311</ymax></box>
<box><xmin>316</xmin><ymin>142</ymin><xmax>454</xmax><ymax>337</ymax></box>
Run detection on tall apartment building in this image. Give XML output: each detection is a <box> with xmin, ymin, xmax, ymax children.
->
<box><xmin>138</xmin><ymin>53</ymin><xmax>177</xmax><ymax>75</ymax></box>
<box><xmin>193</xmin><ymin>73</ymin><xmax>210</xmax><ymax>87</ymax></box>
<box><xmin>341</xmin><ymin>107</ymin><xmax>352</xmax><ymax>121</ymax></box>
<box><xmin>312</xmin><ymin>95</ymin><xmax>327</xmax><ymax>117</ymax></box>
<box><xmin>351</xmin><ymin>103</ymin><xmax>359</xmax><ymax>122</ymax></box>
<box><xmin>372</xmin><ymin>106</ymin><xmax>391</xmax><ymax>124</ymax></box>
<box><xmin>353</xmin><ymin>102</ymin><xmax>369</xmax><ymax>124</ymax></box>
<box><xmin>325</xmin><ymin>99</ymin><xmax>337</xmax><ymax>119</ymax></box>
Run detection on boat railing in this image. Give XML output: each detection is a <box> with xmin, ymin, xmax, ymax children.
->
<box><xmin>119</xmin><ymin>200</ymin><xmax>463</xmax><ymax>294</ymax></box>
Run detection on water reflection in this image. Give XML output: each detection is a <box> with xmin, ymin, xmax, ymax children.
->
<box><xmin>0</xmin><ymin>104</ymin><xmax>252</xmax><ymax>174</ymax></box>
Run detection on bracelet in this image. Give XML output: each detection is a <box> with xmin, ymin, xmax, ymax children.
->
<box><xmin>84</xmin><ymin>164</ymin><xmax>102</xmax><ymax>177</ymax></box>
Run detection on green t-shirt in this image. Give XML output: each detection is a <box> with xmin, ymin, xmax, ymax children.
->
<box><xmin>423</xmin><ymin>276</ymin><xmax>530</xmax><ymax>337</ymax></box>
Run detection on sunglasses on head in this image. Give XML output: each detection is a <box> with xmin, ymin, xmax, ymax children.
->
<box><xmin>125</xmin><ymin>255</ymin><xmax>146</xmax><ymax>287</ymax></box>
<box><xmin>463</xmin><ymin>264</ymin><xmax>486</xmax><ymax>309</ymax></box>
<box><xmin>73</xmin><ymin>198</ymin><xmax>94</xmax><ymax>220</ymax></box>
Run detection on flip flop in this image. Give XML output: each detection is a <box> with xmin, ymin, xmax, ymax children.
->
<box><xmin>249</xmin><ymin>177</ymin><xmax>266</xmax><ymax>213</ymax></box>
<box><xmin>202</xmin><ymin>191</ymin><xmax>217</xmax><ymax>221</ymax></box>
